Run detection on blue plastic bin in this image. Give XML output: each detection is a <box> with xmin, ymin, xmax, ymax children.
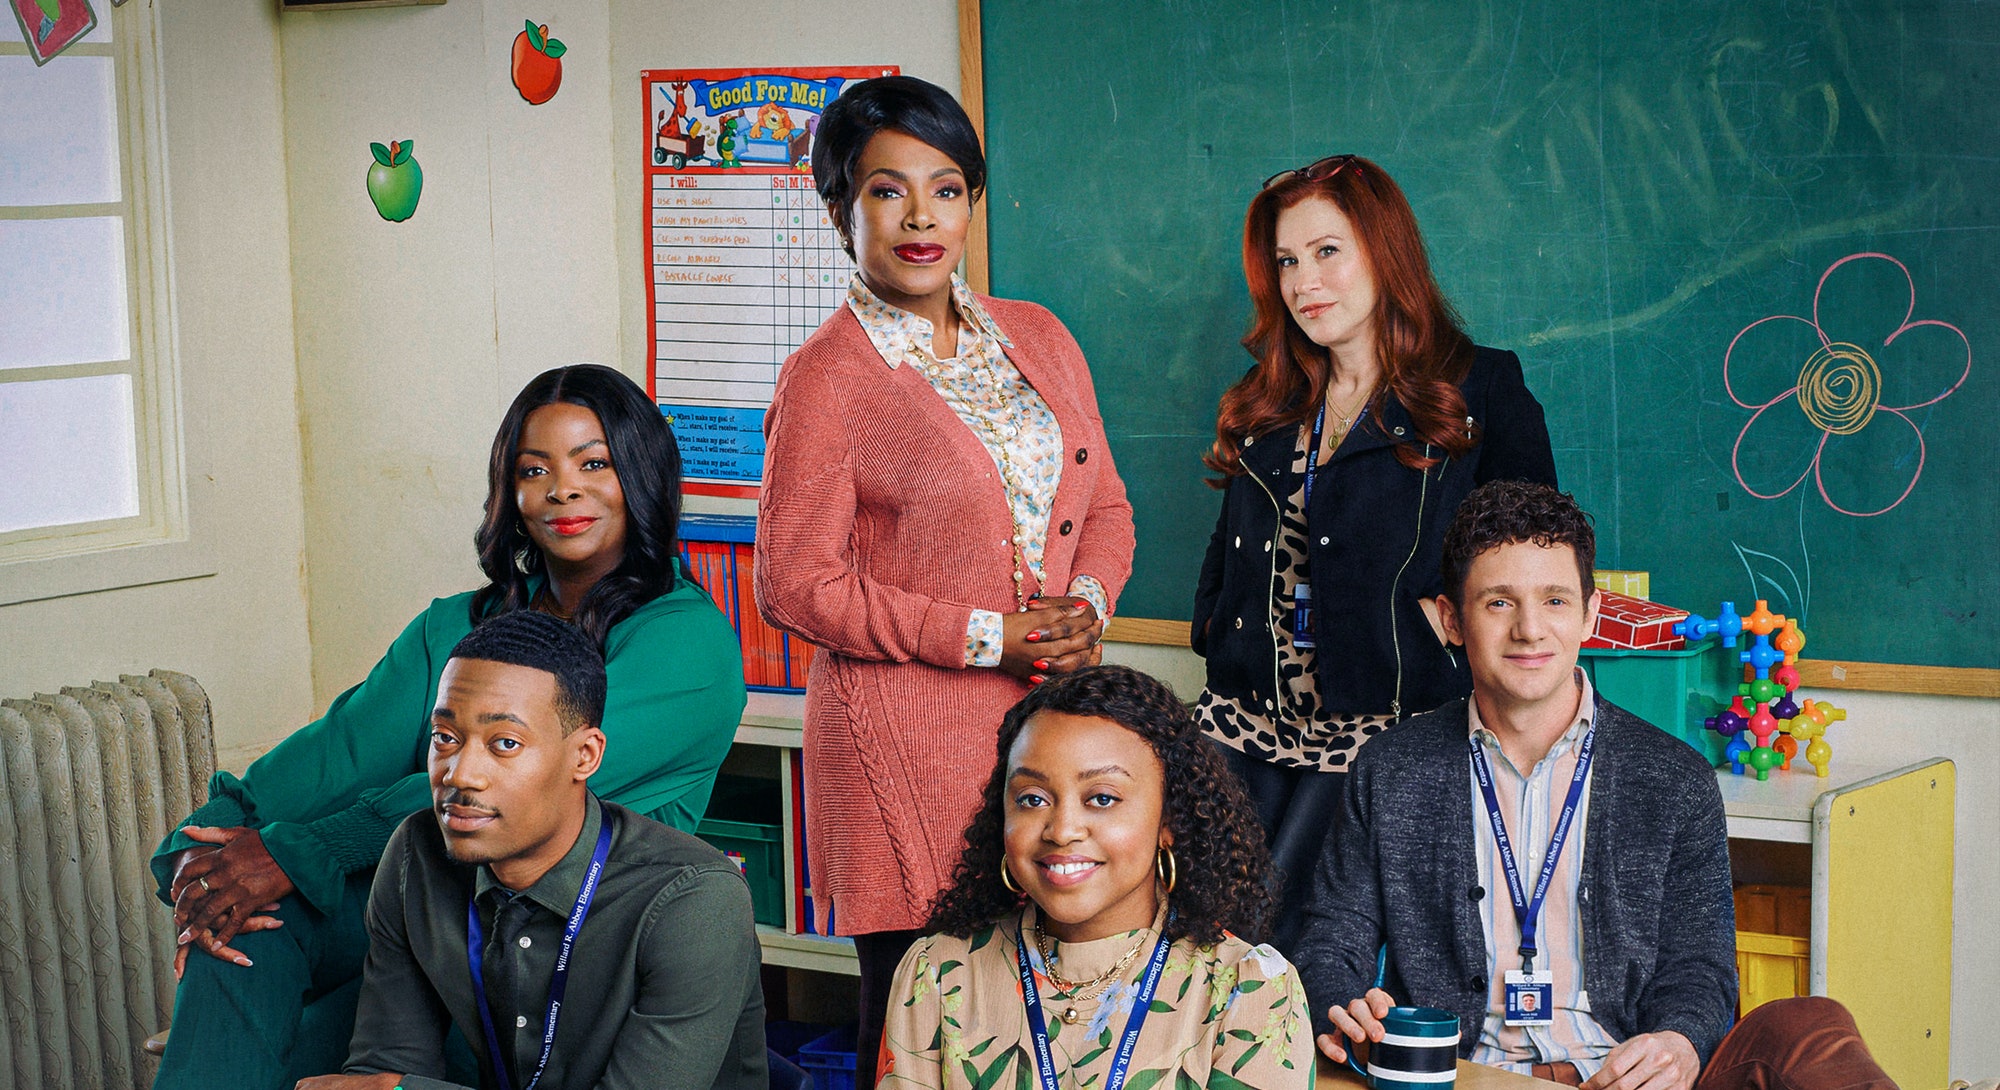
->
<box><xmin>798</xmin><ymin>1024</ymin><xmax>859</xmax><ymax>1090</ymax></box>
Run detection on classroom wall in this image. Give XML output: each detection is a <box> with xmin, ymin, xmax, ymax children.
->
<box><xmin>0</xmin><ymin>0</ymin><xmax>316</xmax><ymax>768</ymax></box>
<box><xmin>276</xmin><ymin>0</ymin><xmax>962</xmax><ymax>710</ymax></box>
<box><xmin>276</xmin><ymin>0</ymin><xmax>623</xmax><ymax>706</ymax></box>
<box><xmin>605</xmin><ymin>0</ymin><xmax>962</xmax><ymax>400</ymax></box>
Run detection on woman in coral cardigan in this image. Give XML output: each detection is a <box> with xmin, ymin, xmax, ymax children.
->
<box><xmin>754</xmin><ymin>75</ymin><xmax>1134</xmax><ymax>1085</ymax></box>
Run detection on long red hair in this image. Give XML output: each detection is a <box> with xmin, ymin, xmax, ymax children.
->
<box><xmin>1205</xmin><ymin>156</ymin><xmax>1478</xmax><ymax>482</ymax></box>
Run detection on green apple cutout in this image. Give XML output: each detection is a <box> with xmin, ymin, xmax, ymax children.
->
<box><xmin>367</xmin><ymin>139</ymin><xmax>423</xmax><ymax>222</ymax></box>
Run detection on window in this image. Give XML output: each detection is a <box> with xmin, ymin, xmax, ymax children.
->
<box><xmin>0</xmin><ymin>5</ymin><xmax>199</xmax><ymax>603</ymax></box>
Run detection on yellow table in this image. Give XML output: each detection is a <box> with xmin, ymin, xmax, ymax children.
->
<box><xmin>1318</xmin><ymin>1056</ymin><xmax>1567</xmax><ymax>1089</ymax></box>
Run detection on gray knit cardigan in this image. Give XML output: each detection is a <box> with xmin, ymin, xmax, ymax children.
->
<box><xmin>1291</xmin><ymin>695</ymin><xmax>1740</xmax><ymax>1064</ymax></box>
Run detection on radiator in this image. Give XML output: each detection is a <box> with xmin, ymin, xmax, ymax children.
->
<box><xmin>1</xmin><ymin>670</ymin><xmax>214</xmax><ymax>1090</ymax></box>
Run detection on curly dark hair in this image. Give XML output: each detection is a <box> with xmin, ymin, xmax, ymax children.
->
<box><xmin>924</xmin><ymin>665</ymin><xmax>1278</xmax><ymax>947</ymax></box>
<box><xmin>449</xmin><ymin>610</ymin><xmax>606</xmax><ymax>735</ymax></box>
<box><xmin>1439</xmin><ymin>479</ymin><xmax>1596</xmax><ymax>606</ymax></box>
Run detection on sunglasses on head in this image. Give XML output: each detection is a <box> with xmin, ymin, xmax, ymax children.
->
<box><xmin>1262</xmin><ymin>154</ymin><xmax>1361</xmax><ymax>191</ymax></box>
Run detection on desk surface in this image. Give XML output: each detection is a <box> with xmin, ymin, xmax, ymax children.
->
<box><xmin>1317</xmin><ymin>1057</ymin><xmax>1565</xmax><ymax>1089</ymax></box>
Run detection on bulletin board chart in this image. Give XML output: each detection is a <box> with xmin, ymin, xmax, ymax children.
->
<box><xmin>643</xmin><ymin>66</ymin><xmax>896</xmax><ymax>496</ymax></box>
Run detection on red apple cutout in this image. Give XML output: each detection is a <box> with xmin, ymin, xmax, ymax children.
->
<box><xmin>367</xmin><ymin>139</ymin><xmax>422</xmax><ymax>222</ymax></box>
<box><xmin>512</xmin><ymin>20</ymin><xmax>565</xmax><ymax>105</ymax></box>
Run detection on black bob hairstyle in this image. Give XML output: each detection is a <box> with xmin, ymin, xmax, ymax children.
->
<box><xmin>811</xmin><ymin>75</ymin><xmax>987</xmax><ymax>257</ymax></box>
<box><xmin>1439</xmin><ymin>479</ymin><xmax>1597</xmax><ymax>608</ymax></box>
<box><xmin>924</xmin><ymin>665</ymin><xmax>1278</xmax><ymax>947</ymax></box>
<box><xmin>471</xmin><ymin>364</ymin><xmax>684</xmax><ymax>647</ymax></box>
<box><xmin>449</xmin><ymin>610</ymin><xmax>607</xmax><ymax>735</ymax></box>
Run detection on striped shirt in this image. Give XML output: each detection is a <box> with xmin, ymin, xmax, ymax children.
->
<box><xmin>1467</xmin><ymin>669</ymin><xmax>1622</xmax><ymax>1078</ymax></box>
<box><xmin>846</xmin><ymin>273</ymin><xmax>1108</xmax><ymax>665</ymax></box>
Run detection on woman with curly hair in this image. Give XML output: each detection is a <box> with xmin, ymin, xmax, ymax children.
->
<box><xmin>877</xmin><ymin>666</ymin><xmax>1313</xmax><ymax>1089</ymax></box>
<box><xmin>1192</xmin><ymin>155</ymin><xmax>1557</xmax><ymax>950</ymax></box>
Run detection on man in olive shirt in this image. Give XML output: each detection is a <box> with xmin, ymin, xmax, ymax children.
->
<box><xmin>296</xmin><ymin>610</ymin><xmax>766</xmax><ymax>1090</ymax></box>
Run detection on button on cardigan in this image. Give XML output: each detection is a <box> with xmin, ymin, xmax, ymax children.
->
<box><xmin>755</xmin><ymin>297</ymin><xmax>1135</xmax><ymax>935</ymax></box>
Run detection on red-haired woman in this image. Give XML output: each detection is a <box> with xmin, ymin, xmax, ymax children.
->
<box><xmin>1191</xmin><ymin>155</ymin><xmax>1557</xmax><ymax>949</ymax></box>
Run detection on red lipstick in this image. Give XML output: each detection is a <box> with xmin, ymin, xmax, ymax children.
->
<box><xmin>548</xmin><ymin>516</ymin><xmax>597</xmax><ymax>536</ymax></box>
<box><xmin>894</xmin><ymin>243</ymin><xmax>946</xmax><ymax>264</ymax></box>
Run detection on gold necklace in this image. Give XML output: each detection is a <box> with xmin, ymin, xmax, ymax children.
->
<box><xmin>1321</xmin><ymin>385</ymin><xmax>1375</xmax><ymax>450</ymax></box>
<box><xmin>1034</xmin><ymin>925</ymin><xmax>1151</xmax><ymax>1025</ymax></box>
<box><xmin>533</xmin><ymin>586</ymin><xmax>575</xmax><ymax>621</ymax></box>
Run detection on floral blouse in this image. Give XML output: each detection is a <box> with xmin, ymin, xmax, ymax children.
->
<box><xmin>847</xmin><ymin>273</ymin><xmax>1111</xmax><ymax>667</ymax></box>
<box><xmin>878</xmin><ymin>905</ymin><xmax>1313</xmax><ymax>1089</ymax></box>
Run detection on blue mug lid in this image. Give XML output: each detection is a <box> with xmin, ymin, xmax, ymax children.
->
<box><xmin>1381</xmin><ymin>1006</ymin><xmax>1459</xmax><ymax>1038</ymax></box>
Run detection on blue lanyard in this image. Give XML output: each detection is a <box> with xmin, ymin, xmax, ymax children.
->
<box><xmin>1303</xmin><ymin>404</ymin><xmax>1327</xmax><ymax>512</ymax></box>
<box><xmin>1468</xmin><ymin>724</ymin><xmax>1594</xmax><ymax>972</ymax></box>
<box><xmin>466</xmin><ymin>800</ymin><xmax>615</xmax><ymax>1090</ymax></box>
<box><xmin>1017</xmin><ymin>923</ymin><xmax>1173</xmax><ymax>1090</ymax></box>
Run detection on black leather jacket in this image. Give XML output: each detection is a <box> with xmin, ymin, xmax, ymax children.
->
<box><xmin>1192</xmin><ymin>346</ymin><xmax>1557</xmax><ymax>721</ymax></box>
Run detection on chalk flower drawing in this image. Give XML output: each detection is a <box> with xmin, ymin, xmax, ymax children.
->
<box><xmin>1724</xmin><ymin>252</ymin><xmax>1970</xmax><ymax>517</ymax></box>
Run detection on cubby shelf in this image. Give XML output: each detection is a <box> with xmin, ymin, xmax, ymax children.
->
<box><xmin>1715</xmin><ymin>758</ymin><xmax>1952</xmax><ymax>1090</ymax></box>
<box><xmin>731</xmin><ymin>691</ymin><xmax>857</xmax><ymax>974</ymax></box>
<box><xmin>756</xmin><ymin>924</ymin><xmax>859</xmax><ymax>976</ymax></box>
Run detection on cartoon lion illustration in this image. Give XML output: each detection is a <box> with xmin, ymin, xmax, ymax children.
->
<box><xmin>750</xmin><ymin>101</ymin><xmax>797</xmax><ymax>142</ymax></box>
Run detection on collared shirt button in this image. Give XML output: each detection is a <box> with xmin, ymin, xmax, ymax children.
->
<box><xmin>516</xmin><ymin>1015</ymin><xmax>529</xmax><ymax>1028</ymax></box>
<box><xmin>1393</xmin><ymin>426</ymin><xmax>1406</xmax><ymax>436</ymax></box>
<box><xmin>1233</xmin><ymin>536</ymin><xmax>1241</xmax><ymax>548</ymax></box>
<box><xmin>1319</xmin><ymin>536</ymin><xmax>1330</xmax><ymax>545</ymax></box>
<box><xmin>1263</xmin><ymin>539</ymin><xmax>1272</xmax><ymax>552</ymax></box>
<box><xmin>518</xmin><ymin>935</ymin><xmax>532</xmax><ymax>948</ymax></box>
<box><xmin>1234</xmin><ymin>617</ymin><xmax>1243</xmax><ymax>630</ymax></box>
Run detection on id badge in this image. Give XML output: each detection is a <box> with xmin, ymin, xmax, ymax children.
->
<box><xmin>1504</xmin><ymin>968</ymin><xmax>1554</xmax><ymax>1025</ymax></box>
<box><xmin>1292</xmin><ymin>581</ymin><xmax>1315</xmax><ymax>649</ymax></box>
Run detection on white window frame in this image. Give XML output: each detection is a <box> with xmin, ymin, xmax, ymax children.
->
<box><xmin>0</xmin><ymin>3</ymin><xmax>211</xmax><ymax>606</ymax></box>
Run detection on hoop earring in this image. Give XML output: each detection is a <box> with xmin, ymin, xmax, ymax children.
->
<box><xmin>1156</xmin><ymin>846</ymin><xmax>1177</xmax><ymax>895</ymax></box>
<box><xmin>1000</xmin><ymin>860</ymin><xmax>1020</xmax><ymax>895</ymax></box>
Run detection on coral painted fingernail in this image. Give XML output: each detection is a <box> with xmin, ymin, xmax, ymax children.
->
<box><xmin>1033</xmin><ymin>659</ymin><xmax>1049</xmax><ymax>670</ymax></box>
<box><xmin>1030</xmin><ymin>675</ymin><xmax>1046</xmax><ymax>685</ymax></box>
<box><xmin>1025</xmin><ymin>631</ymin><xmax>1041</xmax><ymax>643</ymax></box>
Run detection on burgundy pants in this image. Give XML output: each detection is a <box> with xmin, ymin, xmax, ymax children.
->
<box><xmin>1529</xmin><ymin>997</ymin><xmax>1896</xmax><ymax>1090</ymax></box>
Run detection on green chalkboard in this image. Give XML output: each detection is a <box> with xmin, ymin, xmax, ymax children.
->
<box><xmin>981</xmin><ymin>0</ymin><xmax>1997</xmax><ymax>670</ymax></box>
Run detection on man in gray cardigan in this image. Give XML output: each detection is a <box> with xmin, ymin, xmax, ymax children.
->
<box><xmin>1296</xmin><ymin>481</ymin><xmax>1892</xmax><ymax>1090</ymax></box>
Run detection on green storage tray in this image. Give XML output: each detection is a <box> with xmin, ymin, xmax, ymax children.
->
<box><xmin>697</xmin><ymin>817</ymin><xmax>784</xmax><ymax>927</ymax></box>
<box><xmin>1580</xmin><ymin>639</ymin><xmax>1737</xmax><ymax>766</ymax></box>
